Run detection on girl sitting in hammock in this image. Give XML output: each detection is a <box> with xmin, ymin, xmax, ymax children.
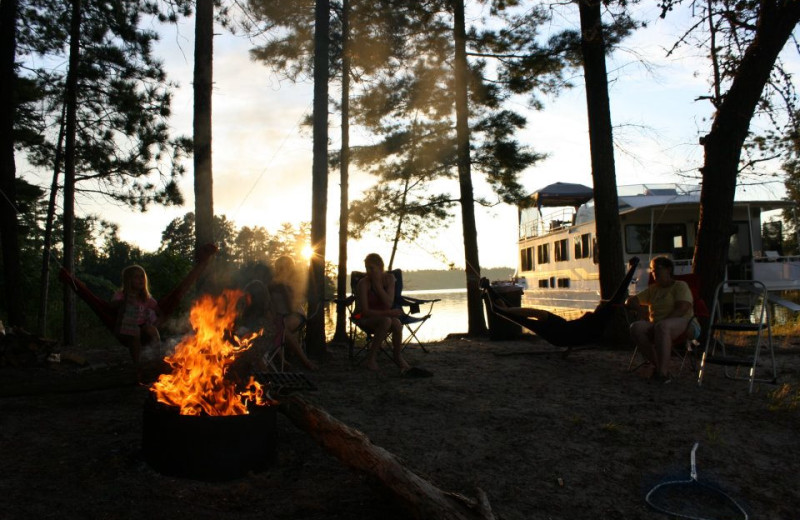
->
<box><xmin>60</xmin><ymin>243</ymin><xmax>218</xmax><ymax>364</ymax></box>
<box><xmin>112</xmin><ymin>265</ymin><xmax>161</xmax><ymax>364</ymax></box>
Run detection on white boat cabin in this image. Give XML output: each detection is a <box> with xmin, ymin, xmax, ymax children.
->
<box><xmin>516</xmin><ymin>183</ymin><xmax>798</xmax><ymax>317</ymax></box>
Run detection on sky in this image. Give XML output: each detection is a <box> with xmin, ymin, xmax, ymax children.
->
<box><xmin>46</xmin><ymin>2</ymin><xmax>796</xmax><ymax>272</ymax></box>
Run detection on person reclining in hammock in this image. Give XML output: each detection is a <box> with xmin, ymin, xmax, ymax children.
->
<box><xmin>481</xmin><ymin>257</ymin><xmax>639</xmax><ymax>348</ymax></box>
<box><xmin>60</xmin><ymin>243</ymin><xmax>218</xmax><ymax>364</ymax></box>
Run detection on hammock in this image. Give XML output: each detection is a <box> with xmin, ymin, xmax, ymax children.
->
<box><xmin>482</xmin><ymin>257</ymin><xmax>639</xmax><ymax>347</ymax></box>
<box><xmin>59</xmin><ymin>243</ymin><xmax>218</xmax><ymax>332</ymax></box>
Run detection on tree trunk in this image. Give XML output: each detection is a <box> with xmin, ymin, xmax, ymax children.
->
<box><xmin>694</xmin><ymin>0</ymin><xmax>800</xmax><ymax>304</ymax></box>
<box><xmin>193</xmin><ymin>0</ymin><xmax>214</xmax><ymax>291</ymax></box>
<box><xmin>306</xmin><ymin>0</ymin><xmax>330</xmax><ymax>357</ymax></box>
<box><xmin>0</xmin><ymin>0</ymin><xmax>25</xmax><ymax>329</ymax></box>
<box><xmin>333</xmin><ymin>0</ymin><xmax>350</xmax><ymax>345</ymax></box>
<box><xmin>37</xmin><ymin>106</ymin><xmax>66</xmax><ymax>335</ymax></box>
<box><xmin>279</xmin><ymin>395</ymin><xmax>496</xmax><ymax>520</ymax></box>
<box><xmin>388</xmin><ymin>176</ymin><xmax>411</xmax><ymax>271</ymax></box>
<box><xmin>61</xmin><ymin>0</ymin><xmax>82</xmax><ymax>346</ymax></box>
<box><xmin>453</xmin><ymin>0</ymin><xmax>486</xmax><ymax>336</ymax></box>
<box><xmin>578</xmin><ymin>0</ymin><xmax>624</xmax><ymax>299</ymax></box>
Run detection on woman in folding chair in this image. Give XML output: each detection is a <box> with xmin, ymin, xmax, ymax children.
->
<box><xmin>354</xmin><ymin>253</ymin><xmax>432</xmax><ymax>377</ymax></box>
<box><xmin>626</xmin><ymin>256</ymin><xmax>699</xmax><ymax>383</ymax></box>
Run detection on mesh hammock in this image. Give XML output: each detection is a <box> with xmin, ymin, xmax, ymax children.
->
<box><xmin>646</xmin><ymin>443</ymin><xmax>749</xmax><ymax>520</ymax></box>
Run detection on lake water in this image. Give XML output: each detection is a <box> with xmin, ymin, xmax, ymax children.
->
<box><xmin>402</xmin><ymin>289</ymin><xmax>470</xmax><ymax>342</ymax></box>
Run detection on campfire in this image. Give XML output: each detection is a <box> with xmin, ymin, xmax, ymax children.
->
<box><xmin>141</xmin><ymin>288</ymin><xmax>496</xmax><ymax>517</ymax></box>
<box><xmin>150</xmin><ymin>289</ymin><xmax>274</xmax><ymax>415</ymax></box>
<box><xmin>142</xmin><ymin>289</ymin><xmax>277</xmax><ymax>481</ymax></box>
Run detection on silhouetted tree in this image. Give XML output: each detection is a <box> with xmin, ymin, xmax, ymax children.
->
<box><xmin>194</xmin><ymin>0</ymin><xmax>215</xmax><ymax>291</ymax></box>
<box><xmin>577</xmin><ymin>0</ymin><xmax>624</xmax><ymax>299</ymax></box>
<box><xmin>660</xmin><ymin>0</ymin><xmax>800</xmax><ymax>301</ymax></box>
<box><xmin>307</xmin><ymin>0</ymin><xmax>330</xmax><ymax>355</ymax></box>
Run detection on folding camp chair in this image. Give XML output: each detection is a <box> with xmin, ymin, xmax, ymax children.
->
<box><xmin>258</xmin><ymin>318</ymin><xmax>292</xmax><ymax>372</ymax></box>
<box><xmin>697</xmin><ymin>280</ymin><xmax>777</xmax><ymax>394</ymax></box>
<box><xmin>345</xmin><ymin>269</ymin><xmax>440</xmax><ymax>365</ymax></box>
<box><xmin>259</xmin><ymin>300</ymin><xmax>325</xmax><ymax>373</ymax></box>
<box><xmin>627</xmin><ymin>272</ymin><xmax>710</xmax><ymax>374</ymax></box>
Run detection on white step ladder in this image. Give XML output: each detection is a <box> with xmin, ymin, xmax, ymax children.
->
<box><xmin>697</xmin><ymin>280</ymin><xmax>777</xmax><ymax>394</ymax></box>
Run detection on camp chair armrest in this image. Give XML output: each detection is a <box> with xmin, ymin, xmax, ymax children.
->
<box><xmin>401</xmin><ymin>295</ymin><xmax>441</xmax><ymax>305</ymax></box>
<box><xmin>398</xmin><ymin>314</ymin><xmax>429</xmax><ymax>325</ymax></box>
<box><xmin>397</xmin><ymin>295</ymin><xmax>439</xmax><ymax>315</ymax></box>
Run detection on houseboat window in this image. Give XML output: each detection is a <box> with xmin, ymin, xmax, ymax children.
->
<box><xmin>556</xmin><ymin>277</ymin><xmax>570</xmax><ymax>288</ymax></box>
<box><xmin>762</xmin><ymin>220</ymin><xmax>783</xmax><ymax>255</ymax></box>
<box><xmin>538</xmin><ymin>279</ymin><xmax>549</xmax><ymax>288</ymax></box>
<box><xmin>519</xmin><ymin>207</ymin><xmax>538</xmax><ymax>239</ymax></box>
<box><xmin>592</xmin><ymin>237</ymin><xmax>599</xmax><ymax>264</ymax></box>
<box><xmin>728</xmin><ymin>221</ymin><xmax>752</xmax><ymax>262</ymax></box>
<box><xmin>574</xmin><ymin>233</ymin><xmax>591</xmax><ymax>259</ymax></box>
<box><xmin>554</xmin><ymin>239</ymin><xmax>569</xmax><ymax>262</ymax></box>
<box><xmin>625</xmin><ymin>223</ymin><xmax>687</xmax><ymax>254</ymax></box>
<box><xmin>537</xmin><ymin>243</ymin><xmax>550</xmax><ymax>264</ymax></box>
<box><xmin>520</xmin><ymin>247</ymin><xmax>534</xmax><ymax>271</ymax></box>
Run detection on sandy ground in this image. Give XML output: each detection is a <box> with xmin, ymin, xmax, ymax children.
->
<box><xmin>1</xmin><ymin>333</ymin><xmax>799</xmax><ymax>520</ymax></box>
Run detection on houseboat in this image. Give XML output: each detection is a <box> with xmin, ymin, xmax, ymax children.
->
<box><xmin>516</xmin><ymin>182</ymin><xmax>799</xmax><ymax>317</ymax></box>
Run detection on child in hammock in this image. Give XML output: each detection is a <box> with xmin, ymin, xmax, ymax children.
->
<box><xmin>112</xmin><ymin>265</ymin><xmax>161</xmax><ymax>363</ymax></box>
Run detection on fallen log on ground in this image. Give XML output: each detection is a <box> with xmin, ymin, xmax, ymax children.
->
<box><xmin>278</xmin><ymin>394</ymin><xmax>496</xmax><ymax>520</ymax></box>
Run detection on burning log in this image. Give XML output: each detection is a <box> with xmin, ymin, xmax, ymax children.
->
<box><xmin>278</xmin><ymin>395</ymin><xmax>496</xmax><ymax>520</ymax></box>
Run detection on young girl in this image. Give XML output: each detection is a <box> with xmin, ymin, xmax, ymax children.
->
<box><xmin>268</xmin><ymin>256</ymin><xmax>317</xmax><ymax>370</ymax></box>
<box><xmin>354</xmin><ymin>253</ymin><xmax>431</xmax><ymax>376</ymax></box>
<box><xmin>112</xmin><ymin>265</ymin><xmax>161</xmax><ymax>363</ymax></box>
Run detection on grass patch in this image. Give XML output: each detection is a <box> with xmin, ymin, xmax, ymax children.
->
<box><xmin>705</xmin><ymin>423</ymin><xmax>721</xmax><ymax>444</ymax></box>
<box><xmin>600</xmin><ymin>421</ymin><xmax>621</xmax><ymax>432</ymax></box>
<box><xmin>768</xmin><ymin>383</ymin><xmax>800</xmax><ymax>411</ymax></box>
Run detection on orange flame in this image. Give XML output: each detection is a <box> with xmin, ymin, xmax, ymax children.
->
<box><xmin>150</xmin><ymin>289</ymin><xmax>273</xmax><ymax>415</ymax></box>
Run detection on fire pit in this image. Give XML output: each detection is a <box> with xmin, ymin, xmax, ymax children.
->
<box><xmin>142</xmin><ymin>290</ymin><xmax>278</xmax><ymax>481</ymax></box>
<box><xmin>142</xmin><ymin>395</ymin><xmax>276</xmax><ymax>481</ymax></box>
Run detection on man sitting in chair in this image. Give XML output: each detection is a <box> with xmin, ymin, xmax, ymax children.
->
<box><xmin>626</xmin><ymin>256</ymin><xmax>698</xmax><ymax>383</ymax></box>
<box><xmin>354</xmin><ymin>253</ymin><xmax>431</xmax><ymax>377</ymax></box>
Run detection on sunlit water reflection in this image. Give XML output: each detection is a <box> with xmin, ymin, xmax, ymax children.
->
<box><xmin>401</xmin><ymin>289</ymin><xmax>469</xmax><ymax>342</ymax></box>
